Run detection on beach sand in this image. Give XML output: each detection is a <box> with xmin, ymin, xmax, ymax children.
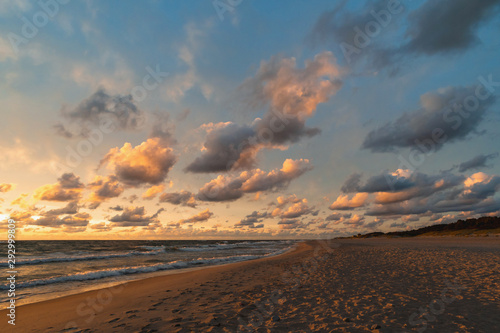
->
<box><xmin>2</xmin><ymin>237</ymin><xmax>499</xmax><ymax>332</ymax></box>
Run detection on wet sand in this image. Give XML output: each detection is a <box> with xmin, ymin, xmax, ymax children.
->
<box><xmin>1</xmin><ymin>237</ymin><xmax>499</xmax><ymax>332</ymax></box>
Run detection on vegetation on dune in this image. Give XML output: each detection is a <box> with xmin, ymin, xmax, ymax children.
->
<box><xmin>341</xmin><ymin>216</ymin><xmax>500</xmax><ymax>239</ymax></box>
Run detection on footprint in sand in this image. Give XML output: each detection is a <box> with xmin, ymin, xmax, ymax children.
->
<box><xmin>108</xmin><ymin>318</ymin><xmax>120</xmax><ymax>323</ymax></box>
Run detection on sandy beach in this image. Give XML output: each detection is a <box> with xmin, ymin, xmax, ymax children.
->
<box><xmin>2</xmin><ymin>238</ymin><xmax>500</xmax><ymax>332</ymax></box>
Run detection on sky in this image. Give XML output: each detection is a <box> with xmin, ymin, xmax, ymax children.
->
<box><xmin>1</xmin><ymin>0</ymin><xmax>500</xmax><ymax>240</ymax></box>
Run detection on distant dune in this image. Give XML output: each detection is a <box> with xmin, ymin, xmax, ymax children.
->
<box><xmin>341</xmin><ymin>216</ymin><xmax>500</xmax><ymax>239</ymax></box>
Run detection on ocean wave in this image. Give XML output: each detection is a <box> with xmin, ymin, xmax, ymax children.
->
<box><xmin>0</xmin><ymin>254</ymin><xmax>262</xmax><ymax>290</ymax></box>
<box><xmin>0</xmin><ymin>247</ymin><xmax>166</xmax><ymax>267</ymax></box>
<box><xmin>177</xmin><ymin>240</ymin><xmax>290</xmax><ymax>252</ymax></box>
<box><xmin>0</xmin><ymin>245</ymin><xmax>295</xmax><ymax>290</ymax></box>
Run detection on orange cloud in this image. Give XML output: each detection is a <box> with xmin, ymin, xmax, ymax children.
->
<box><xmin>0</xmin><ymin>183</ymin><xmax>14</xmax><ymax>192</ymax></box>
<box><xmin>178</xmin><ymin>209</ymin><xmax>213</xmax><ymax>224</ymax></box>
<box><xmin>100</xmin><ymin>138</ymin><xmax>176</xmax><ymax>186</ymax></box>
<box><xmin>142</xmin><ymin>184</ymin><xmax>165</xmax><ymax>200</ymax></box>
<box><xmin>198</xmin><ymin>159</ymin><xmax>312</xmax><ymax>202</ymax></box>
<box><xmin>34</xmin><ymin>173</ymin><xmax>84</xmax><ymax>202</ymax></box>
<box><xmin>87</xmin><ymin>175</ymin><xmax>124</xmax><ymax>209</ymax></box>
<box><xmin>329</xmin><ymin>193</ymin><xmax>369</xmax><ymax>210</ymax></box>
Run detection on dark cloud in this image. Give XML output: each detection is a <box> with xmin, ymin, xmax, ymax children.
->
<box><xmin>45</xmin><ymin>201</ymin><xmax>79</xmax><ymax>216</ymax></box>
<box><xmin>159</xmin><ymin>191</ymin><xmax>197</xmax><ymax>208</ymax></box>
<box><xmin>340</xmin><ymin>173</ymin><xmax>362</xmax><ymax>193</ymax></box>
<box><xmin>109</xmin><ymin>205</ymin><xmax>124</xmax><ymax>211</ymax></box>
<box><xmin>186</xmin><ymin>52</ymin><xmax>342</xmax><ymax>173</ymax></box>
<box><xmin>109</xmin><ymin>206</ymin><xmax>160</xmax><ymax>227</ymax></box>
<box><xmin>365</xmin><ymin>218</ymin><xmax>385</xmax><ymax>229</ymax></box>
<box><xmin>185</xmin><ymin>123</ymin><xmax>255</xmax><ymax>173</ymax></box>
<box><xmin>277</xmin><ymin>218</ymin><xmax>307</xmax><ymax>230</ymax></box>
<box><xmin>235</xmin><ymin>211</ymin><xmax>270</xmax><ymax>228</ymax></box>
<box><xmin>458</xmin><ymin>153</ymin><xmax>499</xmax><ymax>172</ymax></box>
<box><xmin>99</xmin><ymin>138</ymin><xmax>177</xmax><ymax>186</ymax></box>
<box><xmin>87</xmin><ymin>175</ymin><xmax>124</xmax><ymax>209</ymax></box>
<box><xmin>364</xmin><ymin>171</ymin><xmax>500</xmax><ymax>216</ymax></box>
<box><xmin>58</xmin><ymin>173</ymin><xmax>84</xmax><ymax>189</ymax></box>
<box><xmin>390</xmin><ymin>222</ymin><xmax>406</xmax><ymax>228</ymax></box>
<box><xmin>55</xmin><ymin>89</ymin><xmax>145</xmax><ymax>138</ymax></box>
<box><xmin>197</xmin><ymin>159</ymin><xmax>312</xmax><ymax>202</ymax></box>
<box><xmin>33</xmin><ymin>212</ymin><xmax>91</xmax><ymax>228</ymax></box>
<box><xmin>403</xmin><ymin>0</ymin><xmax>500</xmax><ymax>55</ymax></box>
<box><xmin>309</xmin><ymin>0</ymin><xmax>500</xmax><ymax>72</ymax></box>
<box><xmin>325</xmin><ymin>212</ymin><xmax>352</xmax><ymax>221</ymax></box>
<box><xmin>341</xmin><ymin>172</ymin><xmax>414</xmax><ymax>193</ymax></box>
<box><xmin>362</xmin><ymin>86</ymin><xmax>496</xmax><ymax>152</ymax></box>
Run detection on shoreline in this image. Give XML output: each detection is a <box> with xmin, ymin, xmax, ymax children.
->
<box><xmin>0</xmin><ymin>241</ymin><xmax>314</xmax><ymax>332</ymax></box>
<box><xmin>0</xmin><ymin>243</ymin><xmax>298</xmax><ymax>311</ymax></box>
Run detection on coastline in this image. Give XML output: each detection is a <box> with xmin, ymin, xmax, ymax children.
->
<box><xmin>0</xmin><ymin>242</ymin><xmax>297</xmax><ymax>311</ymax></box>
<box><xmin>0</xmin><ymin>241</ymin><xmax>313</xmax><ymax>332</ymax></box>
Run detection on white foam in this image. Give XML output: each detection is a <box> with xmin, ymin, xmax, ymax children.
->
<box><xmin>0</xmin><ymin>254</ymin><xmax>262</xmax><ymax>290</ymax></box>
<box><xmin>0</xmin><ymin>247</ymin><xmax>166</xmax><ymax>267</ymax></box>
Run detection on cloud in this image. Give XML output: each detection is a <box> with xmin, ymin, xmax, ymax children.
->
<box><xmin>159</xmin><ymin>190</ymin><xmax>197</xmax><ymax>208</ymax></box>
<box><xmin>32</xmin><ymin>212</ymin><xmax>91</xmax><ymax>228</ymax></box>
<box><xmin>55</xmin><ymin>89</ymin><xmax>145</xmax><ymax>138</ymax></box>
<box><xmin>109</xmin><ymin>205</ymin><xmax>124</xmax><ymax>211</ymax></box>
<box><xmin>325</xmin><ymin>212</ymin><xmax>352</xmax><ymax>221</ymax></box>
<box><xmin>109</xmin><ymin>206</ymin><xmax>161</xmax><ymax>226</ymax></box>
<box><xmin>87</xmin><ymin>175</ymin><xmax>124</xmax><ymax>209</ymax></box>
<box><xmin>403</xmin><ymin>0</ymin><xmax>500</xmax><ymax>56</ymax></box>
<box><xmin>271</xmin><ymin>197</ymin><xmax>317</xmax><ymax>219</ymax></box>
<box><xmin>197</xmin><ymin>159</ymin><xmax>312</xmax><ymax>202</ymax></box>
<box><xmin>271</xmin><ymin>194</ymin><xmax>303</xmax><ymax>208</ymax></box>
<box><xmin>177</xmin><ymin>209</ymin><xmax>213</xmax><ymax>224</ymax></box>
<box><xmin>341</xmin><ymin>171</ymin><xmax>414</xmax><ymax>193</ymax></box>
<box><xmin>88</xmin><ymin>222</ymin><xmax>113</xmax><ymax>232</ymax></box>
<box><xmin>34</xmin><ymin>173</ymin><xmax>84</xmax><ymax>202</ymax></box>
<box><xmin>372</xmin><ymin>170</ymin><xmax>464</xmax><ymax>204</ymax></box>
<box><xmin>45</xmin><ymin>201</ymin><xmax>79</xmax><ymax>216</ymax></box>
<box><xmin>458</xmin><ymin>153</ymin><xmax>499</xmax><ymax>172</ymax></box>
<box><xmin>186</xmin><ymin>52</ymin><xmax>342</xmax><ymax>173</ymax></box>
<box><xmin>329</xmin><ymin>193</ymin><xmax>369</xmax><ymax>210</ymax></box>
<box><xmin>99</xmin><ymin>137</ymin><xmax>176</xmax><ymax>186</ymax></box>
<box><xmin>365</xmin><ymin>218</ymin><xmax>385</xmax><ymax>229</ymax></box>
<box><xmin>343</xmin><ymin>214</ymin><xmax>365</xmax><ymax>227</ymax></box>
<box><xmin>278</xmin><ymin>218</ymin><xmax>305</xmax><ymax>230</ymax></box>
<box><xmin>58</xmin><ymin>173</ymin><xmax>85</xmax><ymax>189</ymax></box>
<box><xmin>235</xmin><ymin>211</ymin><xmax>269</xmax><ymax>228</ymax></box>
<box><xmin>308</xmin><ymin>0</ymin><xmax>500</xmax><ymax>71</ymax></box>
<box><xmin>142</xmin><ymin>184</ymin><xmax>165</xmax><ymax>200</ymax></box>
<box><xmin>0</xmin><ymin>183</ymin><xmax>14</xmax><ymax>192</ymax></box>
<box><xmin>363</xmin><ymin>170</ymin><xmax>500</xmax><ymax>216</ymax></box>
<box><xmin>390</xmin><ymin>222</ymin><xmax>406</xmax><ymax>228</ymax></box>
<box><xmin>362</xmin><ymin>85</ymin><xmax>496</xmax><ymax>152</ymax></box>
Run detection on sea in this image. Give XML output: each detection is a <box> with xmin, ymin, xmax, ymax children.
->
<box><xmin>0</xmin><ymin>240</ymin><xmax>295</xmax><ymax>309</ymax></box>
